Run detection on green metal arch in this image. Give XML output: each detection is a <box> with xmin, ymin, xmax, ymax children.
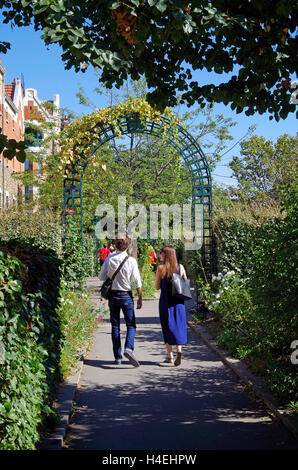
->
<box><xmin>63</xmin><ymin>113</ymin><xmax>213</xmax><ymax>272</ymax></box>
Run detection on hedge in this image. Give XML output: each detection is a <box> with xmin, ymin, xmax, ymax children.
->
<box><xmin>213</xmin><ymin>201</ymin><xmax>281</xmax><ymax>275</ymax></box>
<box><xmin>196</xmin><ymin>189</ymin><xmax>298</xmax><ymax>405</ymax></box>
<box><xmin>0</xmin><ymin>240</ymin><xmax>62</xmax><ymax>450</ymax></box>
<box><xmin>0</xmin><ymin>208</ymin><xmax>63</xmax><ymax>258</ymax></box>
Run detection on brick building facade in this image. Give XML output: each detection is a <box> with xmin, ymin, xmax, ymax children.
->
<box><xmin>0</xmin><ymin>58</ymin><xmax>60</xmax><ymax>208</ymax></box>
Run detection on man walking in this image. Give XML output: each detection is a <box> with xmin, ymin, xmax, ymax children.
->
<box><xmin>99</xmin><ymin>233</ymin><xmax>142</xmax><ymax>367</ymax></box>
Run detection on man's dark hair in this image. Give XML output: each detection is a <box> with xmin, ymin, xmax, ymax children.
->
<box><xmin>115</xmin><ymin>233</ymin><xmax>131</xmax><ymax>251</ymax></box>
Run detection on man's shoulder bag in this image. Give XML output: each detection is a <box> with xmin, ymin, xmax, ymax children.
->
<box><xmin>100</xmin><ymin>255</ymin><xmax>129</xmax><ymax>300</ymax></box>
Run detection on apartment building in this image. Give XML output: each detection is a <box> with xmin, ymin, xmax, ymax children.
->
<box><xmin>0</xmin><ymin>58</ymin><xmax>60</xmax><ymax>208</ymax></box>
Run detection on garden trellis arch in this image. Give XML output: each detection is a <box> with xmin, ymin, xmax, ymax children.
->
<box><xmin>63</xmin><ymin>111</ymin><xmax>213</xmax><ymax>273</ymax></box>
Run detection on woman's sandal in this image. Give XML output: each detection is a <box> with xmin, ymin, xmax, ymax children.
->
<box><xmin>174</xmin><ymin>352</ymin><xmax>182</xmax><ymax>366</ymax></box>
<box><xmin>163</xmin><ymin>357</ymin><xmax>174</xmax><ymax>364</ymax></box>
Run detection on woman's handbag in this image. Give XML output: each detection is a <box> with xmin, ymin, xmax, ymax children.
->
<box><xmin>171</xmin><ymin>272</ymin><xmax>192</xmax><ymax>301</ymax></box>
<box><xmin>100</xmin><ymin>255</ymin><xmax>129</xmax><ymax>299</ymax></box>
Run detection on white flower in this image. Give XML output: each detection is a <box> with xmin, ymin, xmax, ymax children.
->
<box><xmin>215</xmin><ymin>293</ymin><xmax>220</xmax><ymax>299</ymax></box>
<box><xmin>224</xmin><ymin>270</ymin><xmax>235</xmax><ymax>278</ymax></box>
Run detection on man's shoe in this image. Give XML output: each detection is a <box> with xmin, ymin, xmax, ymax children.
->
<box><xmin>114</xmin><ymin>359</ymin><xmax>122</xmax><ymax>365</ymax></box>
<box><xmin>124</xmin><ymin>349</ymin><xmax>140</xmax><ymax>367</ymax></box>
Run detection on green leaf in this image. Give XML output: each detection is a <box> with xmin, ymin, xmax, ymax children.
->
<box><xmin>16</xmin><ymin>150</ymin><xmax>27</xmax><ymax>163</ymax></box>
<box><xmin>3</xmin><ymin>149</ymin><xmax>15</xmax><ymax>159</ymax></box>
<box><xmin>155</xmin><ymin>0</ymin><xmax>168</xmax><ymax>13</ymax></box>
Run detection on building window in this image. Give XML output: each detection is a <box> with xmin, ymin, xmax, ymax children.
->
<box><xmin>25</xmin><ymin>127</ymin><xmax>43</xmax><ymax>147</ymax></box>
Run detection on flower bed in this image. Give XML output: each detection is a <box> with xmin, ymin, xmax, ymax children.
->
<box><xmin>58</xmin><ymin>281</ymin><xmax>109</xmax><ymax>378</ymax></box>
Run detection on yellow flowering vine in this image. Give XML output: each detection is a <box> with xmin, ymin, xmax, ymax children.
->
<box><xmin>58</xmin><ymin>97</ymin><xmax>183</xmax><ymax>176</ymax></box>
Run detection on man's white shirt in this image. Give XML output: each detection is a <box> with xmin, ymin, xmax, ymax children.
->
<box><xmin>99</xmin><ymin>250</ymin><xmax>142</xmax><ymax>291</ymax></box>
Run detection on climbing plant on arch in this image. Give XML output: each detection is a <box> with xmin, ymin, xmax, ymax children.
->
<box><xmin>60</xmin><ymin>98</ymin><xmax>213</xmax><ymax>272</ymax></box>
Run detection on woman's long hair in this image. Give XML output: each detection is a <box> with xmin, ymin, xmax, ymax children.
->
<box><xmin>159</xmin><ymin>246</ymin><xmax>178</xmax><ymax>278</ymax></box>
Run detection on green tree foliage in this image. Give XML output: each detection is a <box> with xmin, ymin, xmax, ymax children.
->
<box><xmin>0</xmin><ymin>0</ymin><xmax>297</xmax><ymax>119</ymax></box>
<box><xmin>0</xmin><ymin>130</ymin><xmax>27</xmax><ymax>163</ymax></box>
<box><xmin>81</xmin><ymin>134</ymin><xmax>193</xmax><ymax>229</ymax></box>
<box><xmin>12</xmin><ymin>101</ymin><xmax>63</xmax><ymax>210</ymax></box>
<box><xmin>229</xmin><ymin>134</ymin><xmax>298</xmax><ymax>200</ymax></box>
<box><xmin>182</xmin><ymin>104</ymin><xmax>237</xmax><ymax>170</ymax></box>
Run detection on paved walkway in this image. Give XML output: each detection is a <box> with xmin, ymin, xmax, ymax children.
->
<box><xmin>64</xmin><ymin>279</ymin><xmax>297</xmax><ymax>450</ymax></box>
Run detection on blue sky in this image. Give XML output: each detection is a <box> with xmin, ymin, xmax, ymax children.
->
<box><xmin>1</xmin><ymin>21</ymin><xmax>297</xmax><ymax>186</ymax></box>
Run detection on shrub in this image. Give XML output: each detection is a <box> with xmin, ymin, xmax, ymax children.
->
<box><xmin>245</xmin><ymin>183</ymin><xmax>298</xmax><ymax>402</ymax></box>
<box><xmin>0</xmin><ymin>238</ymin><xmax>108</xmax><ymax>449</ymax></box>
<box><xmin>0</xmin><ymin>208</ymin><xmax>96</xmax><ymax>284</ymax></box>
<box><xmin>58</xmin><ymin>281</ymin><xmax>109</xmax><ymax>378</ymax></box>
<box><xmin>217</xmin><ymin>329</ymin><xmax>250</xmax><ymax>358</ymax></box>
<box><xmin>0</xmin><ymin>241</ymin><xmax>62</xmax><ymax>450</ymax></box>
<box><xmin>0</xmin><ymin>208</ymin><xmax>63</xmax><ymax>257</ymax></box>
<box><xmin>194</xmin><ymin>184</ymin><xmax>298</xmax><ymax>405</ymax></box>
<box><xmin>199</xmin><ymin>270</ymin><xmax>254</xmax><ymax>326</ymax></box>
<box><xmin>136</xmin><ymin>243</ymin><xmax>157</xmax><ymax>298</ymax></box>
<box><xmin>62</xmin><ymin>222</ymin><xmax>96</xmax><ymax>288</ymax></box>
<box><xmin>213</xmin><ymin>200</ymin><xmax>280</xmax><ymax>275</ymax></box>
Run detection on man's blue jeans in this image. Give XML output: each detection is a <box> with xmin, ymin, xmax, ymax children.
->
<box><xmin>108</xmin><ymin>291</ymin><xmax>136</xmax><ymax>360</ymax></box>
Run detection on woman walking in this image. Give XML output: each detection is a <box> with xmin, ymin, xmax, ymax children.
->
<box><xmin>155</xmin><ymin>245</ymin><xmax>187</xmax><ymax>366</ymax></box>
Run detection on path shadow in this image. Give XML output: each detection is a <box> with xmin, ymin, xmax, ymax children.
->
<box><xmin>65</xmin><ymin>361</ymin><xmax>298</xmax><ymax>451</ymax></box>
<box><xmin>83</xmin><ymin>358</ymin><xmax>164</xmax><ymax>369</ymax></box>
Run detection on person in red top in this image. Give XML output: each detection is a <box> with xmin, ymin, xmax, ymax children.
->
<box><xmin>98</xmin><ymin>243</ymin><xmax>111</xmax><ymax>267</ymax></box>
<box><xmin>149</xmin><ymin>245</ymin><xmax>157</xmax><ymax>270</ymax></box>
